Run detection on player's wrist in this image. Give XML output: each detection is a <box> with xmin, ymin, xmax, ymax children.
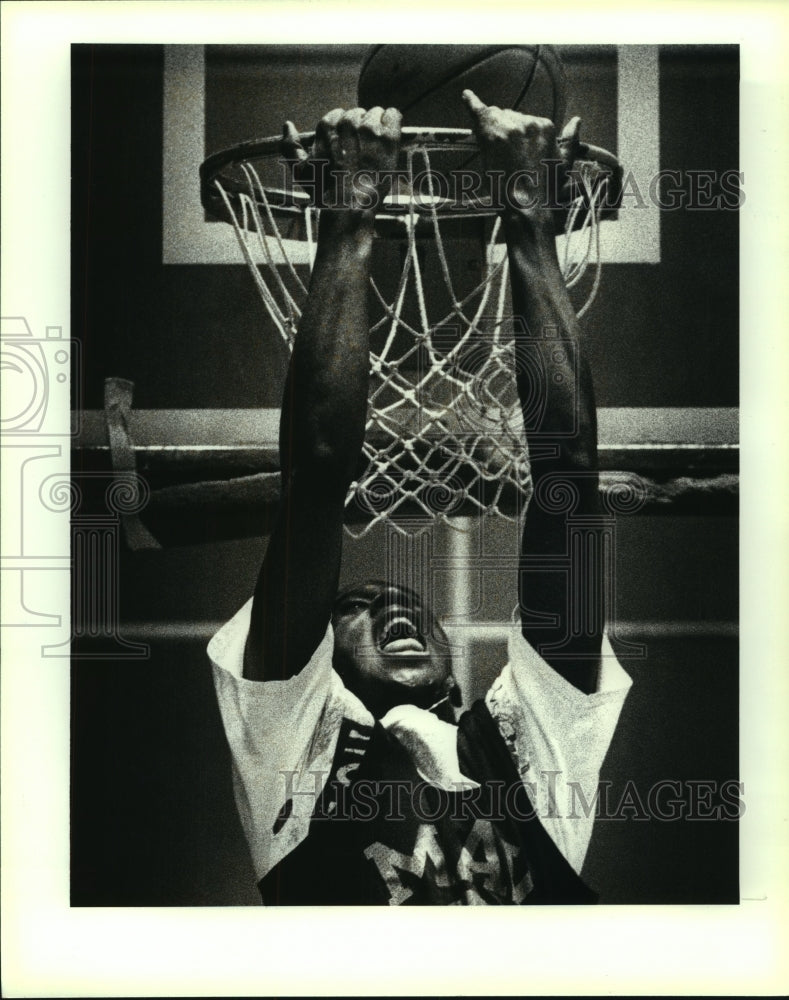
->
<box><xmin>317</xmin><ymin>208</ymin><xmax>376</xmax><ymax>252</ymax></box>
<box><xmin>502</xmin><ymin>206</ymin><xmax>559</xmax><ymax>255</ymax></box>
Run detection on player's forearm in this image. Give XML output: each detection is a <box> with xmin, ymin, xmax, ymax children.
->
<box><xmin>280</xmin><ymin>210</ymin><xmax>375</xmax><ymax>491</ymax></box>
<box><xmin>504</xmin><ymin>209</ymin><xmax>599</xmax><ymax>481</ymax></box>
<box><xmin>508</xmin><ymin>208</ymin><xmax>603</xmax><ymax>689</ymax></box>
<box><xmin>460</xmin><ymin>94</ymin><xmax>606</xmax><ymax>689</ymax></box>
<box><xmin>246</xmin><ymin>211</ymin><xmax>375</xmax><ymax>681</ymax></box>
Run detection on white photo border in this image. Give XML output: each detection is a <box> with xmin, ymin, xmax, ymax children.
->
<box><xmin>2</xmin><ymin>1</ymin><xmax>788</xmax><ymax>997</ymax></box>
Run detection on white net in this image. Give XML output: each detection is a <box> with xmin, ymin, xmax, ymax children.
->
<box><xmin>213</xmin><ymin>143</ymin><xmax>607</xmax><ymax>537</ymax></box>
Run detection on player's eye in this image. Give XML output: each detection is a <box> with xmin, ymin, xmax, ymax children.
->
<box><xmin>334</xmin><ymin>597</ymin><xmax>370</xmax><ymax>616</ymax></box>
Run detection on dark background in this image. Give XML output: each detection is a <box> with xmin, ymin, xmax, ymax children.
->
<box><xmin>70</xmin><ymin>44</ymin><xmax>739</xmax><ymax>906</ymax></box>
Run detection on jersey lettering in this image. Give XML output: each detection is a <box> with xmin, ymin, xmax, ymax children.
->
<box><xmin>364</xmin><ymin>823</ymin><xmax>453</xmax><ymax>906</ymax></box>
<box><xmin>455</xmin><ymin>819</ymin><xmax>533</xmax><ymax>904</ymax></box>
<box><xmin>364</xmin><ymin>819</ymin><xmax>533</xmax><ymax>906</ymax></box>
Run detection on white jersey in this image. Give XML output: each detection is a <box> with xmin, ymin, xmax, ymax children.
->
<box><xmin>209</xmin><ymin>599</ymin><xmax>632</xmax><ymax>901</ymax></box>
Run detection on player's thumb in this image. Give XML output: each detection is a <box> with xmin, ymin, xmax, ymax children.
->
<box><xmin>281</xmin><ymin>120</ymin><xmax>308</xmax><ymax>162</ymax></box>
<box><xmin>462</xmin><ymin>89</ymin><xmax>487</xmax><ymax>119</ymax></box>
<box><xmin>558</xmin><ymin>116</ymin><xmax>582</xmax><ymax>165</ymax></box>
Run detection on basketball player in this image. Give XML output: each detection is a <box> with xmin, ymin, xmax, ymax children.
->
<box><xmin>208</xmin><ymin>92</ymin><xmax>632</xmax><ymax>905</ymax></box>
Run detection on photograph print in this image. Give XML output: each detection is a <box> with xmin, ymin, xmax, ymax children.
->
<box><xmin>68</xmin><ymin>42</ymin><xmax>740</xmax><ymax>907</ymax></box>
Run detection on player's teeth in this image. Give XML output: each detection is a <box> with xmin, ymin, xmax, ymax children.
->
<box><xmin>382</xmin><ymin>616</ymin><xmax>418</xmax><ymax>643</ymax></box>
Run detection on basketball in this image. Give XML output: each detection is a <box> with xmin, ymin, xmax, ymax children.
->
<box><xmin>357</xmin><ymin>45</ymin><xmax>567</xmax><ymax>130</ymax></box>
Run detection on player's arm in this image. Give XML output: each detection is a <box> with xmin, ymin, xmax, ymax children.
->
<box><xmin>243</xmin><ymin>107</ymin><xmax>402</xmax><ymax>680</ymax></box>
<box><xmin>463</xmin><ymin>91</ymin><xmax>602</xmax><ymax>693</ymax></box>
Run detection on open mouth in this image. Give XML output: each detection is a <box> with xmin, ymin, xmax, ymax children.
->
<box><xmin>378</xmin><ymin>616</ymin><xmax>427</xmax><ymax>655</ymax></box>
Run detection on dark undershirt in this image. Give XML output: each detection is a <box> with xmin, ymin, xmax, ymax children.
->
<box><xmin>259</xmin><ymin>699</ymin><xmax>596</xmax><ymax>906</ymax></box>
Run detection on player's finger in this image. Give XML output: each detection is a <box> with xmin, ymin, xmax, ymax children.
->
<box><xmin>462</xmin><ymin>89</ymin><xmax>487</xmax><ymax>118</ymax></box>
<box><xmin>338</xmin><ymin>107</ymin><xmax>365</xmax><ymax>161</ymax></box>
<box><xmin>361</xmin><ymin>106</ymin><xmax>384</xmax><ymax>132</ymax></box>
<box><xmin>558</xmin><ymin>116</ymin><xmax>582</xmax><ymax>164</ymax></box>
<box><xmin>320</xmin><ymin>108</ymin><xmax>345</xmax><ymax>129</ymax></box>
<box><xmin>358</xmin><ymin>108</ymin><xmax>390</xmax><ymax>170</ymax></box>
<box><xmin>316</xmin><ymin>108</ymin><xmax>344</xmax><ymax>160</ymax></box>
<box><xmin>338</xmin><ymin>107</ymin><xmax>366</xmax><ymax>138</ymax></box>
<box><xmin>380</xmin><ymin>106</ymin><xmax>402</xmax><ymax>142</ymax></box>
<box><xmin>280</xmin><ymin>120</ymin><xmax>309</xmax><ymax>162</ymax></box>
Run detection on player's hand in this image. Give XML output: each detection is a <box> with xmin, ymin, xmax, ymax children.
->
<box><xmin>463</xmin><ymin>89</ymin><xmax>623</xmax><ymax>230</ymax></box>
<box><xmin>281</xmin><ymin>106</ymin><xmax>402</xmax><ymax>213</ymax></box>
<box><xmin>462</xmin><ymin>89</ymin><xmax>559</xmax><ymax>218</ymax></box>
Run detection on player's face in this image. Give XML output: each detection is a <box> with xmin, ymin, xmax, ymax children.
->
<box><xmin>331</xmin><ymin>581</ymin><xmax>455</xmax><ymax>719</ymax></box>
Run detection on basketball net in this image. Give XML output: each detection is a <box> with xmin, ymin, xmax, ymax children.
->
<box><xmin>213</xmin><ymin>142</ymin><xmax>608</xmax><ymax>537</ymax></box>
